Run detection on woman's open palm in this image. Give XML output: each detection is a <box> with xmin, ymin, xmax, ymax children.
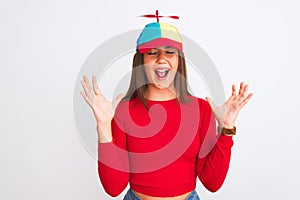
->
<box><xmin>206</xmin><ymin>82</ymin><xmax>253</xmax><ymax>128</ymax></box>
<box><xmin>80</xmin><ymin>75</ymin><xmax>124</xmax><ymax>125</ymax></box>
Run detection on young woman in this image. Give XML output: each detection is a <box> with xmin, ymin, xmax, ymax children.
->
<box><xmin>80</xmin><ymin>22</ymin><xmax>253</xmax><ymax>200</ymax></box>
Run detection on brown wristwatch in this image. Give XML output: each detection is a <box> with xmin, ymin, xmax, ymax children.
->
<box><xmin>218</xmin><ymin>126</ymin><xmax>236</xmax><ymax>136</ymax></box>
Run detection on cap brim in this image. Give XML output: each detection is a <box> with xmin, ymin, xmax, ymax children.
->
<box><xmin>138</xmin><ymin>38</ymin><xmax>182</xmax><ymax>53</ymax></box>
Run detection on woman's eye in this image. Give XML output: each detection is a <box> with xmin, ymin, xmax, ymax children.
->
<box><xmin>147</xmin><ymin>52</ymin><xmax>157</xmax><ymax>55</ymax></box>
<box><xmin>166</xmin><ymin>51</ymin><xmax>175</xmax><ymax>54</ymax></box>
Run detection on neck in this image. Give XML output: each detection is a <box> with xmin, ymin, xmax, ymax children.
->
<box><xmin>145</xmin><ymin>84</ymin><xmax>177</xmax><ymax>101</ymax></box>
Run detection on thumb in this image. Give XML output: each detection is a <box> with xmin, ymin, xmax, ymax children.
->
<box><xmin>205</xmin><ymin>96</ymin><xmax>215</xmax><ymax>110</ymax></box>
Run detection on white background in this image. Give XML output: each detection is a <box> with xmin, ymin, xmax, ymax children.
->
<box><xmin>1</xmin><ymin>0</ymin><xmax>299</xmax><ymax>199</ymax></box>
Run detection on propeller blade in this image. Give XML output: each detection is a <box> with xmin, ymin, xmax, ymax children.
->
<box><xmin>160</xmin><ymin>16</ymin><xmax>179</xmax><ymax>19</ymax></box>
<box><xmin>166</xmin><ymin>16</ymin><xmax>179</xmax><ymax>19</ymax></box>
<box><xmin>140</xmin><ymin>15</ymin><xmax>157</xmax><ymax>18</ymax></box>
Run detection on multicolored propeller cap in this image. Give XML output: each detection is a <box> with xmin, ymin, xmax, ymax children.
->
<box><xmin>136</xmin><ymin>10</ymin><xmax>182</xmax><ymax>53</ymax></box>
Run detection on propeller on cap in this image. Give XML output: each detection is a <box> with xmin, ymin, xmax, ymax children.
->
<box><xmin>139</xmin><ymin>10</ymin><xmax>179</xmax><ymax>22</ymax></box>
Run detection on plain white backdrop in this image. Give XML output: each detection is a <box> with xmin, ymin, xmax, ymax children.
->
<box><xmin>1</xmin><ymin>0</ymin><xmax>299</xmax><ymax>199</ymax></box>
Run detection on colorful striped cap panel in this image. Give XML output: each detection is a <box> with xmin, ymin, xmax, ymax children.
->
<box><xmin>137</xmin><ymin>22</ymin><xmax>183</xmax><ymax>53</ymax></box>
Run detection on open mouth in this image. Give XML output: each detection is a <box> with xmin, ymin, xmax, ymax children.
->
<box><xmin>154</xmin><ymin>68</ymin><xmax>170</xmax><ymax>80</ymax></box>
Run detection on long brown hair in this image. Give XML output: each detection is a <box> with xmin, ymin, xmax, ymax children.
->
<box><xmin>122</xmin><ymin>50</ymin><xmax>192</xmax><ymax>109</ymax></box>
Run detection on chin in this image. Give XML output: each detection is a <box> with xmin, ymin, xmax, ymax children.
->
<box><xmin>151</xmin><ymin>82</ymin><xmax>173</xmax><ymax>90</ymax></box>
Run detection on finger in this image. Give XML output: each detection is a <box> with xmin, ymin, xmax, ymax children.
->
<box><xmin>205</xmin><ymin>96</ymin><xmax>215</xmax><ymax>111</ymax></box>
<box><xmin>80</xmin><ymin>80</ymin><xmax>92</xmax><ymax>97</ymax></box>
<box><xmin>92</xmin><ymin>76</ymin><xmax>104</xmax><ymax>97</ymax></box>
<box><xmin>238</xmin><ymin>82</ymin><xmax>245</xmax><ymax>96</ymax></box>
<box><xmin>236</xmin><ymin>82</ymin><xmax>248</xmax><ymax>102</ymax></box>
<box><xmin>239</xmin><ymin>93</ymin><xmax>254</xmax><ymax>108</ymax></box>
<box><xmin>228</xmin><ymin>84</ymin><xmax>237</xmax><ymax>101</ymax></box>
<box><xmin>83</xmin><ymin>75</ymin><xmax>93</xmax><ymax>92</ymax></box>
<box><xmin>242</xmin><ymin>84</ymin><xmax>249</xmax><ymax>97</ymax></box>
<box><xmin>80</xmin><ymin>90</ymin><xmax>93</xmax><ymax>108</ymax></box>
<box><xmin>232</xmin><ymin>84</ymin><xmax>237</xmax><ymax>96</ymax></box>
<box><xmin>236</xmin><ymin>83</ymin><xmax>248</xmax><ymax>101</ymax></box>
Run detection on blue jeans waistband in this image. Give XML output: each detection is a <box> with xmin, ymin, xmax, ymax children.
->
<box><xmin>123</xmin><ymin>188</ymin><xmax>200</xmax><ymax>200</ymax></box>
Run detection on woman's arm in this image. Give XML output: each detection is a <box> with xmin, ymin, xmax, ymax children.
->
<box><xmin>80</xmin><ymin>75</ymin><xmax>129</xmax><ymax>197</ymax></box>
<box><xmin>197</xmin><ymin>82</ymin><xmax>253</xmax><ymax>192</ymax></box>
<box><xmin>98</xmin><ymin>111</ymin><xmax>130</xmax><ymax>197</ymax></box>
<box><xmin>196</xmin><ymin>100</ymin><xmax>233</xmax><ymax>192</ymax></box>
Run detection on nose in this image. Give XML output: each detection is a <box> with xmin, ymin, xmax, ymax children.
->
<box><xmin>157</xmin><ymin>51</ymin><xmax>166</xmax><ymax>64</ymax></box>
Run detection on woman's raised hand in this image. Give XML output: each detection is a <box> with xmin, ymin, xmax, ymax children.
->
<box><xmin>206</xmin><ymin>82</ymin><xmax>253</xmax><ymax>129</ymax></box>
<box><xmin>80</xmin><ymin>75</ymin><xmax>124</xmax><ymax>125</ymax></box>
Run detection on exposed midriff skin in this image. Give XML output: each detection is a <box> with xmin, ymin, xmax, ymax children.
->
<box><xmin>132</xmin><ymin>190</ymin><xmax>193</xmax><ymax>200</ymax></box>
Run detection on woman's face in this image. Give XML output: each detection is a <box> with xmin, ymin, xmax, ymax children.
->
<box><xmin>143</xmin><ymin>46</ymin><xmax>179</xmax><ymax>90</ymax></box>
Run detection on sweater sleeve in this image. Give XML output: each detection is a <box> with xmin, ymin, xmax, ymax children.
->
<box><xmin>97</xmin><ymin>103</ymin><xmax>130</xmax><ymax>197</ymax></box>
<box><xmin>196</xmin><ymin>100</ymin><xmax>234</xmax><ymax>192</ymax></box>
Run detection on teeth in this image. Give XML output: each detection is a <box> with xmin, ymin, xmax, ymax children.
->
<box><xmin>155</xmin><ymin>69</ymin><xmax>169</xmax><ymax>78</ymax></box>
<box><xmin>156</xmin><ymin>69</ymin><xmax>168</xmax><ymax>73</ymax></box>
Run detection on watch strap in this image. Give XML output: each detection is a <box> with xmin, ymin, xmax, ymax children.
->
<box><xmin>218</xmin><ymin>126</ymin><xmax>236</xmax><ymax>136</ymax></box>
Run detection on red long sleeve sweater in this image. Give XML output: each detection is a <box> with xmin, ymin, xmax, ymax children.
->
<box><xmin>98</xmin><ymin>96</ymin><xmax>233</xmax><ymax>197</ymax></box>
